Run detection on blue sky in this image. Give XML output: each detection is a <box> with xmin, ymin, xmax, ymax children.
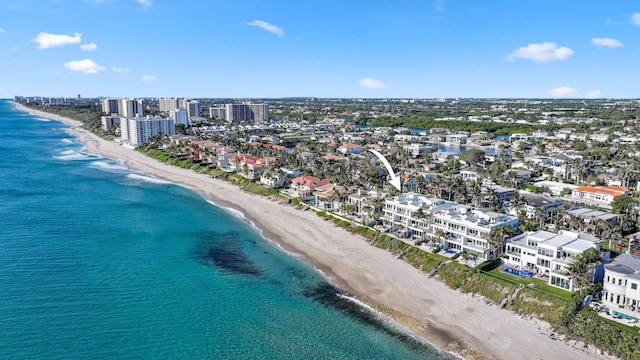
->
<box><xmin>1</xmin><ymin>0</ymin><xmax>639</xmax><ymax>98</ymax></box>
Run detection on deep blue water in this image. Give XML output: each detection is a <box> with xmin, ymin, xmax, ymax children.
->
<box><xmin>0</xmin><ymin>100</ymin><xmax>455</xmax><ymax>359</ymax></box>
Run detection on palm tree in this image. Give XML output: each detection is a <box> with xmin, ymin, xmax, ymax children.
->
<box><xmin>434</xmin><ymin>229</ymin><xmax>445</xmax><ymax>247</ymax></box>
<box><xmin>534</xmin><ymin>208</ymin><xmax>548</xmax><ymax>229</ymax></box>
<box><xmin>565</xmin><ymin>248</ymin><xmax>601</xmax><ymax>291</ymax></box>
<box><xmin>412</xmin><ymin>208</ymin><xmax>430</xmax><ymax>240</ymax></box>
<box><xmin>600</xmin><ymin>222</ymin><xmax>622</xmax><ymax>249</ymax></box>
<box><xmin>488</xmin><ymin>226</ymin><xmax>515</xmax><ymax>259</ymax></box>
<box><xmin>468</xmin><ymin>180</ymin><xmax>483</xmax><ymax>206</ymax></box>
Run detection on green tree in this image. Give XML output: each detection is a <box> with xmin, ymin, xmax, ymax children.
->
<box><xmin>459</xmin><ymin>148</ymin><xmax>485</xmax><ymax>166</ymax></box>
<box><xmin>572</xmin><ymin>140</ymin><xmax>587</xmax><ymax>151</ymax></box>
<box><xmin>611</xmin><ymin>195</ymin><xmax>637</xmax><ymax>215</ymax></box>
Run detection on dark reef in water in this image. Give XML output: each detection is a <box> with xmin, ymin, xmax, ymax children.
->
<box><xmin>302</xmin><ymin>282</ymin><xmax>440</xmax><ymax>355</ymax></box>
<box><xmin>190</xmin><ymin>231</ymin><xmax>262</xmax><ymax>276</ymax></box>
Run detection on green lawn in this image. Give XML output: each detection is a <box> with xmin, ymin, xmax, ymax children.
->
<box><xmin>487</xmin><ymin>267</ymin><xmax>572</xmax><ymax>300</ymax></box>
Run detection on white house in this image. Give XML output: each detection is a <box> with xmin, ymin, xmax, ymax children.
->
<box><xmin>508</xmin><ymin>194</ymin><xmax>564</xmax><ymax>220</ymax></box>
<box><xmin>338</xmin><ymin>143</ymin><xmax>364</xmax><ymax>154</ymax></box>
<box><xmin>403</xmin><ymin>143</ymin><xmax>435</xmax><ymax>158</ymax></box>
<box><xmin>602</xmin><ymin>253</ymin><xmax>640</xmax><ymax>322</ymax></box>
<box><xmin>570</xmin><ymin>185</ymin><xmax>630</xmax><ymax>209</ymax></box>
<box><xmin>381</xmin><ymin>193</ymin><xmax>452</xmax><ymax>239</ymax></box>
<box><xmin>428</xmin><ymin>204</ymin><xmax>519</xmax><ymax>260</ymax></box>
<box><xmin>505</xmin><ymin>230</ymin><xmax>600</xmax><ymax>291</ymax></box>
<box><xmin>445</xmin><ymin>134</ymin><xmax>468</xmax><ymax>145</ymax></box>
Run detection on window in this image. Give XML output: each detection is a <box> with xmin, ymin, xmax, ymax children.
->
<box><xmin>632</xmin><ymin>283</ymin><xmax>638</xmax><ymax>290</ymax></box>
<box><xmin>619</xmin><ymin>279</ymin><xmax>623</xmax><ymax>286</ymax></box>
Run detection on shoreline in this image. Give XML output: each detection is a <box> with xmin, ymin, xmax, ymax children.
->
<box><xmin>11</xmin><ymin>101</ymin><xmax>606</xmax><ymax>360</ymax></box>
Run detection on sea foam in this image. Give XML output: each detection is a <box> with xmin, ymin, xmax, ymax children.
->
<box><xmin>89</xmin><ymin>161</ymin><xmax>128</xmax><ymax>172</ymax></box>
<box><xmin>53</xmin><ymin>149</ymin><xmax>96</xmax><ymax>161</ymax></box>
<box><xmin>127</xmin><ymin>173</ymin><xmax>172</xmax><ymax>184</ymax></box>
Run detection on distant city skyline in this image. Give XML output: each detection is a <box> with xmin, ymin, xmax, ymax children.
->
<box><xmin>1</xmin><ymin>1</ymin><xmax>640</xmax><ymax>99</ymax></box>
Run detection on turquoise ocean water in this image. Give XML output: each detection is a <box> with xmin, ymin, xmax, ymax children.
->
<box><xmin>0</xmin><ymin>100</ymin><xmax>455</xmax><ymax>359</ymax></box>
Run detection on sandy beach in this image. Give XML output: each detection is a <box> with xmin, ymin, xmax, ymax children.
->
<box><xmin>13</xmin><ymin>102</ymin><xmax>608</xmax><ymax>360</ymax></box>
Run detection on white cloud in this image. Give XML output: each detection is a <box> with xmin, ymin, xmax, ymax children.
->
<box><xmin>505</xmin><ymin>42</ymin><xmax>573</xmax><ymax>62</ymax></box>
<box><xmin>141</xmin><ymin>74</ymin><xmax>156</xmax><ymax>82</ymax></box>
<box><xmin>591</xmin><ymin>37</ymin><xmax>623</xmax><ymax>48</ymax></box>
<box><xmin>632</xmin><ymin>13</ymin><xmax>640</xmax><ymax>26</ymax></box>
<box><xmin>433</xmin><ymin>0</ymin><xmax>446</xmax><ymax>12</ymax></box>
<box><xmin>136</xmin><ymin>0</ymin><xmax>152</xmax><ymax>7</ymax></box>
<box><xmin>63</xmin><ymin>59</ymin><xmax>105</xmax><ymax>74</ymax></box>
<box><xmin>606</xmin><ymin>18</ymin><xmax>621</xmax><ymax>25</ymax></box>
<box><xmin>32</xmin><ymin>32</ymin><xmax>82</xmax><ymax>49</ymax></box>
<box><xmin>80</xmin><ymin>42</ymin><xmax>98</xmax><ymax>51</ymax></box>
<box><xmin>0</xmin><ymin>27</ymin><xmax>6</xmax><ymax>34</ymax></box>
<box><xmin>246</xmin><ymin>20</ymin><xmax>285</xmax><ymax>37</ymax></box>
<box><xmin>548</xmin><ymin>86</ymin><xmax>578</xmax><ymax>97</ymax></box>
<box><xmin>586</xmin><ymin>90</ymin><xmax>602</xmax><ymax>98</ymax></box>
<box><xmin>358</xmin><ymin>77</ymin><xmax>387</xmax><ymax>89</ymax></box>
<box><xmin>112</xmin><ymin>66</ymin><xmax>130</xmax><ymax>73</ymax></box>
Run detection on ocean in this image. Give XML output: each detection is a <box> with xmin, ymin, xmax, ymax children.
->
<box><xmin>0</xmin><ymin>100</ymin><xmax>455</xmax><ymax>359</ymax></box>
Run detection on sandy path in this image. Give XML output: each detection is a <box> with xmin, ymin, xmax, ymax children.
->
<box><xmin>12</xmin><ymin>102</ymin><xmax>607</xmax><ymax>360</ymax></box>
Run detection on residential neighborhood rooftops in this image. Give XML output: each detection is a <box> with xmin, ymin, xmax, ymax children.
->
<box><xmin>606</xmin><ymin>253</ymin><xmax>640</xmax><ymax>273</ymax></box>
<box><xmin>573</xmin><ymin>185</ymin><xmax>630</xmax><ymax>197</ymax></box>
<box><xmin>566</xmin><ymin>208</ymin><xmax>618</xmax><ymax>221</ymax></box>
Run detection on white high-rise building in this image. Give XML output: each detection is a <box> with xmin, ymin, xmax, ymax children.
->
<box><xmin>186</xmin><ymin>101</ymin><xmax>200</xmax><ymax>119</ymax></box>
<box><xmin>247</xmin><ymin>103</ymin><xmax>269</xmax><ymax>122</ymax></box>
<box><xmin>170</xmin><ymin>108</ymin><xmax>189</xmax><ymax>126</ymax></box>
<box><xmin>221</xmin><ymin>103</ymin><xmax>270</xmax><ymax>122</ymax></box>
<box><xmin>120</xmin><ymin>115</ymin><xmax>175</xmax><ymax>146</ymax></box>
<box><xmin>101</xmin><ymin>116</ymin><xmax>122</xmax><ymax>131</ymax></box>
<box><xmin>101</xmin><ymin>98</ymin><xmax>119</xmax><ymax>114</ymax></box>
<box><xmin>120</xmin><ymin>98</ymin><xmax>144</xmax><ymax>118</ymax></box>
<box><xmin>159</xmin><ymin>98</ymin><xmax>180</xmax><ymax>113</ymax></box>
<box><xmin>209</xmin><ymin>107</ymin><xmax>226</xmax><ymax>120</ymax></box>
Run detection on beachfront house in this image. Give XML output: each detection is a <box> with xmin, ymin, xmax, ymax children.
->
<box><xmin>428</xmin><ymin>204</ymin><xmax>519</xmax><ymax>261</ymax></box>
<box><xmin>601</xmin><ymin>253</ymin><xmax>640</xmax><ymax>322</ymax></box>
<box><xmin>260</xmin><ymin>168</ymin><xmax>301</xmax><ymax>189</ymax></box>
<box><xmin>289</xmin><ymin>176</ymin><xmax>330</xmax><ymax>200</ymax></box>
<box><xmin>505</xmin><ymin>230</ymin><xmax>601</xmax><ymax>291</ymax></box>
<box><xmin>345</xmin><ymin>188</ymin><xmax>389</xmax><ymax>225</ymax></box>
<box><xmin>313</xmin><ymin>183</ymin><xmax>347</xmax><ymax>212</ymax></box>
<box><xmin>381</xmin><ymin>193</ymin><xmax>452</xmax><ymax>240</ymax></box>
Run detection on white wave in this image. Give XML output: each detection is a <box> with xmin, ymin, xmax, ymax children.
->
<box><xmin>53</xmin><ymin>149</ymin><xmax>95</xmax><ymax>161</ymax></box>
<box><xmin>61</xmin><ymin>138</ymin><xmax>74</xmax><ymax>144</ymax></box>
<box><xmin>224</xmin><ymin>206</ymin><xmax>246</xmax><ymax>219</ymax></box>
<box><xmin>89</xmin><ymin>161</ymin><xmax>128</xmax><ymax>172</ymax></box>
<box><xmin>33</xmin><ymin>117</ymin><xmax>53</xmax><ymax>122</ymax></box>
<box><xmin>126</xmin><ymin>173</ymin><xmax>172</xmax><ymax>184</ymax></box>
